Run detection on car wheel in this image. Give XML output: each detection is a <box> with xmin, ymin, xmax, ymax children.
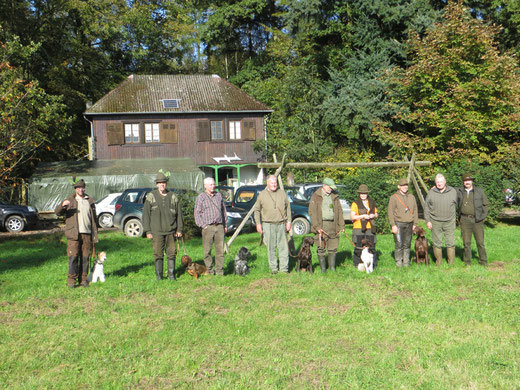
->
<box><xmin>292</xmin><ymin>217</ymin><xmax>310</xmax><ymax>236</ymax></box>
<box><xmin>124</xmin><ymin>218</ymin><xmax>143</xmax><ymax>238</ymax></box>
<box><xmin>98</xmin><ymin>213</ymin><xmax>113</xmax><ymax>228</ymax></box>
<box><xmin>5</xmin><ymin>215</ymin><xmax>25</xmax><ymax>233</ymax></box>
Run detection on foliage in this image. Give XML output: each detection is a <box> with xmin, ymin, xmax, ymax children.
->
<box><xmin>0</xmin><ymin>33</ymin><xmax>71</xmax><ymax>188</ymax></box>
<box><xmin>177</xmin><ymin>190</ymin><xmax>199</xmax><ymax>239</ymax></box>
<box><xmin>374</xmin><ymin>1</ymin><xmax>520</xmax><ymax>166</ymax></box>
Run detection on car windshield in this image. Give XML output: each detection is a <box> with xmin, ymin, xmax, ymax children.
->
<box><xmin>285</xmin><ymin>188</ymin><xmax>308</xmax><ymax>202</ymax></box>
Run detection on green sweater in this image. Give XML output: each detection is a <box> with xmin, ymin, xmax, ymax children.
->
<box><xmin>424</xmin><ymin>186</ymin><xmax>457</xmax><ymax>223</ymax></box>
<box><xmin>142</xmin><ymin>190</ymin><xmax>184</xmax><ymax>235</ymax></box>
<box><xmin>254</xmin><ymin>188</ymin><xmax>291</xmax><ymax>224</ymax></box>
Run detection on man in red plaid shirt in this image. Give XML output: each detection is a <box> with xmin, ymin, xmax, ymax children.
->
<box><xmin>194</xmin><ymin>177</ymin><xmax>228</xmax><ymax>275</ymax></box>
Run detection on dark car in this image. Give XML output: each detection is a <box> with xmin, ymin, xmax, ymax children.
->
<box><xmin>230</xmin><ymin>185</ymin><xmax>312</xmax><ymax>235</ymax></box>
<box><xmin>113</xmin><ymin>188</ymin><xmax>250</xmax><ymax>237</ymax></box>
<box><xmin>0</xmin><ymin>199</ymin><xmax>39</xmax><ymax>233</ymax></box>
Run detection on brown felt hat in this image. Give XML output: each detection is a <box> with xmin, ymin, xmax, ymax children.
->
<box><xmin>73</xmin><ymin>179</ymin><xmax>86</xmax><ymax>188</ymax></box>
<box><xmin>462</xmin><ymin>173</ymin><xmax>474</xmax><ymax>181</ymax></box>
<box><xmin>155</xmin><ymin>172</ymin><xmax>169</xmax><ymax>183</ymax></box>
<box><xmin>357</xmin><ymin>184</ymin><xmax>369</xmax><ymax>193</ymax></box>
<box><xmin>398</xmin><ymin>178</ymin><xmax>408</xmax><ymax>186</ymax></box>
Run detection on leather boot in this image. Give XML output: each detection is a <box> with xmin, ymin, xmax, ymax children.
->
<box><xmin>67</xmin><ymin>274</ymin><xmax>77</xmax><ymax>288</ymax></box>
<box><xmin>80</xmin><ymin>272</ymin><xmax>89</xmax><ymax>287</ymax></box>
<box><xmin>318</xmin><ymin>256</ymin><xmax>327</xmax><ymax>273</ymax></box>
<box><xmin>155</xmin><ymin>260</ymin><xmax>163</xmax><ymax>280</ymax></box>
<box><xmin>167</xmin><ymin>259</ymin><xmax>176</xmax><ymax>281</ymax></box>
<box><xmin>447</xmin><ymin>246</ymin><xmax>455</xmax><ymax>265</ymax></box>
<box><xmin>403</xmin><ymin>248</ymin><xmax>411</xmax><ymax>267</ymax></box>
<box><xmin>328</xmin><ymin>253</ymin><xmax>336</xmax><ymax>271</ymax></box>
<box><xmin>433</xmin><ymin>247</ymin><xmax>443</xmax><ymax>266</ymax></box>
<box><xmin>394</xmin><ymin>248</ymin><xmax>403</xmax><ymax>268</ymax></box>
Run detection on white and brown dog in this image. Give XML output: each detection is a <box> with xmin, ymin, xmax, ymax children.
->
<box><xmin>87</xmin><ymin>251</ymin><xmax>107</xmax><ymax>283</ymax></box>
<box><xmin>357</xmin><ymin>239</ymin><xmax>374</xmax><ymax>274</ymax></box>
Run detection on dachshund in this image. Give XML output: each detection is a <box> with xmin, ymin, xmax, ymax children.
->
<box><xmin>295</xmin><ymin>236</ymin><xmax>314</xmax><ymax>273</ymax></box>
<box><xmin>234</xmin><ymin>247</ymin><xmax>251</xmax><ymax>276</ymax></box>
<box><xmin>181</xmin><ymin>255</ymin><xmax>209</xmax><ymax>279</ymax></box>
<box><xmin>414</xmin><ymin>227</ymin><xmax>429</xmax><ymax>265</ymax></box>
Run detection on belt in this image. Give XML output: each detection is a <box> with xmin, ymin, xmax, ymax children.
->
<box><xmin>323</xmin><ymin>219</ymin><xmax>334</xmax><ymax>222</ymax></box>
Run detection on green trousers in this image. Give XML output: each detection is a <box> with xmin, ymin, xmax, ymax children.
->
<box><xmin>263</xmin><ymin>222</ymin><xmax>289</xmax><ymax>272</ymax></box>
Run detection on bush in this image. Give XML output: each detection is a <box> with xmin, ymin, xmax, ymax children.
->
<box><xmin>178</xmin><ymin>190</ymin><xmax>200</xmax><ymax>239</ymax></box>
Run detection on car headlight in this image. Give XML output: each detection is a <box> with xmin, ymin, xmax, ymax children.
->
<box><xmin>27</xmin><ymin>206</ymin><xmax>36</xmax><ymax>212</ymax></box>
<box><xmin>227</xmin><ymin>212</ymin><xmax>242</xmax><ymax>218</ymax></box>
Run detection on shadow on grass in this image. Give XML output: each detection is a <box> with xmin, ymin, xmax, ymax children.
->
<box><xmin>0</xmin><ymin>249</ymin><xmax>63</xmax><ymax>273</ymax></box>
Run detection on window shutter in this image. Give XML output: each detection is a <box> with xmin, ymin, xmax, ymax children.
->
<box><xmin>161</xmin><ymin>122</ymin><xmax>178</xmax><ymax>143</ymax></box>
<box><xmin>107</xmin><ymin>123</ymin><xmax>124</xmax><ymax>145</ymax></box>
<box><xmin>197</xmin><ymin>120</ymin><xmax>211</xmax><ymax>141</ymax></box>
<box><xmin>243</xmin><ymin>120</ymin><xmax>256</xmax><ymax>141</ymax></box>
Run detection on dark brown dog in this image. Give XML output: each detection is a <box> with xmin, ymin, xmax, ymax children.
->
<box><xmin>414</xmin><ymin>227</ymin><xmax>429</xmax><ymax>265</ymax></box>
<box><xmin>181</xmin><ymin>255</ymin><xmax>209</xmax><ymax>279</ymax></box>
<box><xmin>295</xmin><ymin>236</ymin><xmax>314</xmax><ymax>272</ymax></box>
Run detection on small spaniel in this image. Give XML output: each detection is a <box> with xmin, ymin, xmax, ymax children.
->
<box><xmin>357</xmin><ymin>239</ymin><xmax>374</xmax><ymax>274</ymax></box>
<box><xmin>87</xmin><ymin>251</ymin><xmax>107</xmax><ymax>283</ymax></box>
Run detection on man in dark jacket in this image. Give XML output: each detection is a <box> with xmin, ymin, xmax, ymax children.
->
<box><xmin>143</xmin><ymin>172</ymin><xmax>184</xmax><ymax>280</ymax></box>
<box><xmin>309</xmin><ymin>178</ymin><xmax>345</xmax><ymax>272</ymax></box>
<box><xmin>457</xmin><ymin>173</ymin><xmax>489</xmax><ymax>266</ymax></box>
<box><xmin>55</xmin><ymin>179</ymin><xmax>98</xmax><ymax>288</ymax></box>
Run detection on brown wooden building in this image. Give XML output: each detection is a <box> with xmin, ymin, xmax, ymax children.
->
<box><xmin>84</xmin><ymin>74</ymin><xmax>272</xmax><ymax>185</ymax></box>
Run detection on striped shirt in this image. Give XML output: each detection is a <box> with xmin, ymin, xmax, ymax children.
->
<box><xmin>194</xmin><ymin>191</ymin><xmax>227</xmax><ymax>229</ymax></box>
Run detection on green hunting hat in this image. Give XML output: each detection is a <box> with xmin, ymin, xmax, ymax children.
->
<box><xmin>398</xmin><ymin>178</ymin><xmax>408</xmax><ymax>186</ymax></box>
<box><xmin>155</xmin><ymin>172</ymin><xmax>169</xmax><ymax>183</ymax></box>
<box><xmin>73</xmin><ymin>179</ymin><xmax>86</xmax><ymax>188</ymax></box>
<box><xmin>462</xmin><ymin>173</ymin><xmax>474</xmax><ymax>181</ymax></box>
<box><xmin>323</xmin><ymin>177</ymin><xmax>337</xmax><ymax>190</ymax></box>
<box><xmin>357</xmin><ymin>184</ymin><xmax>369</xmax><ymax>193</ymax></box>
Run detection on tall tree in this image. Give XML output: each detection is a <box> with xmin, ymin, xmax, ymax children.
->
<box><xmin>374</xmin><ymin>1</ymin><xmax>520</xmax><ymax>165</ymax></box>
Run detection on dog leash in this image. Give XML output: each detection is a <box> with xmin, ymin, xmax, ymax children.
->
<box><xmin>344</xmin><ymin>231</ymin><xmax>357</xmax><ymax>248</ymax></box>
<box><xmin>176</xmin><ymin>236</ymin><xmax>188</xmax><ymax>256</ymax></box>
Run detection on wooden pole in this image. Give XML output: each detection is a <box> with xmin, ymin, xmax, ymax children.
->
<box><xmin>258</xmin><ymin>161</ymin><xmax>431</xmax><ymax>169</ymax></box>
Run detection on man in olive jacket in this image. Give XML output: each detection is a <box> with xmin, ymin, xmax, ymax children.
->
<box><xmin>143</xmin><ymin>172</ymin><xmax>184</xmax><ymax>280</ymax></box>
<box><xmin>55</xmin><ymin>179</ymin><xmax>98</xmax><ymax>288</ymax></box>
<box><xmin>457</xmin><ymin>173</ymin><xmax>489</xmax><ymax>266</ymax></box>
<box><xmin>309</xmin><ymin>178</ymin><xmax>345</xmax><ymax>272</ymax></box>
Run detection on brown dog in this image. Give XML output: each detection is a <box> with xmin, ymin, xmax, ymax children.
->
<box><xmin>181</xmin><ymin>255</ymin><xmax>209</xmax><ymax>279</ymax></box>
<box><xmin>414</xmin><ymin>227</ymin><xmax>429</xmax><ymax>265</ymax></box>
<box><xmin>295</xmin><ymin>236</ymin><xmax>314</xmax><ymax>272</ymax></box>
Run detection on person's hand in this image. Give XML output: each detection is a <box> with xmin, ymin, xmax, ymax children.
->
<box><xmin>285</xmin><ymin>222</ymin><xmax>291</xmax><ymax>232</ymax></box>
<box><xmin>369</xmin><ymin>213</ymin><xmax>375</xmax><ymax>219</ymax></box>
<box><xmin>62</xmin><ymin>200</ymin><xmax>70</xmax><ymax>207</ymax></box>
<box><xmin>256</xmin><ymin>224</ymin><xmax>263</xmax><ymax>234</ymax></box>
<box><xmin>146</xmin><ymin>233</ymin><xmax>152</xmax><ymax>239</ymax></box>
<box><xmin>224</xmin><ymin>227</ymin><xmax>228</xmax><ymax>233</ymax></box>
<box><xmin>318</xmin><ymin>229</ymin><xmax>324</xmax><ymax>235</ymax></box>
<box><xmin>175</xmin><ymin>232</ymin><xmax>183</xmax><ymax>238</ymax></box>
<box><xmin>426</xmin><ymin>222</ymin><xmax>432</xmax><ymax>230</ymax></box>
<box><xmin>392</xmin><ymin>225</ymin><xmax>398</xmax><ymax>234</ymax></box>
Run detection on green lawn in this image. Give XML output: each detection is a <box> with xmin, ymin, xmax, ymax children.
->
<box><xmin>1</xmin><ymin>223</ymin><xmax>519</xmax><ymax>389</ymax></box>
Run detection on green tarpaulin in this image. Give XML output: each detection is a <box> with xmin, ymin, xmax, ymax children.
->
<box><xmin>29</xmin><ymin>158</ymin><xmax>204</xmax><ymax>211</ymax></box>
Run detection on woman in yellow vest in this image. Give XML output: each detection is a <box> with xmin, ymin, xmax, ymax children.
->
<box><xmin>350</xmin><ymin>184</ymin><xmax>378</xmax><ymax>269</ymax></box>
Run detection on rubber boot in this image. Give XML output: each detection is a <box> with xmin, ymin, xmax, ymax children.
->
<box><xmin>394</xmin><ymin>248</ymin><xmax>403</xmax><ymax>268</ymax></box>
<box><xmin>403</xmin><ymin>248</ymin><xmax>411</xmax><ymax>267</ymax></box>
<box><xmin>80</xmin><ymin>272</ymin><xmax>89</xmax><ymax>287</ymax></box>
<box><xmin>433</xmin><ymin>247</ymin><xmax>443</xmax><ymax>266</ymax></box>
<box><xmin>67</xmin><ymin>274</ymin><xmax>77</xmax><ymax>288</ymax></box>
<box><xmin>167</xmin><ymin>259</ymin><xmax>176</xmax><ymax>281</ymax></box>
<box><xmin>155</xmin><ymin>260</ymin><xmax>164</xmax><ymax>280</ymax></box>
<box><xmin>318</xmin><ymin>255</ymin><xmax>327</xmax><ymax>273</ymax></box>
<box><xmin>328</xmin><ymin>252</ymin><xmax>336</xmax><ymax>271</ymax></box>
<box><xmin>447</xmin><ymin>246</ymin><xmax>455</xmax><ymax>265</ymax></box>
<box><xmin>68</xmin><ymin>256</ymin><xmax>79</xmax><ymax>287</ymax></box>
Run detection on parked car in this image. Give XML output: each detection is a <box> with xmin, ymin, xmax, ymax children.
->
<box><xmin>230</xmin><ymin>185</ymin><xmax>312</xmax><ymax>235</ymax></box>
<box><xmin>505</xmin><ymin>188</ymin><xmax>518</xmax><ymax>205</ymax></box>
<box><xmin>0</xmin><ymin>199</ymin><xmax>39</xmax><ymax>233</ymax></box>
<box><xmin>296</xmin><ymin>183</ymin><xmax>351</xmax><ymax>221</ymax></box>
<box><xmin>113</xmin><ymin>188</ymin><xmax>250</xmax><ymax>237</ymax></box>
<box><xmin>95</xmin><ymin>192</ymin><xmax>122</xmax><ymax>228</ymax></box>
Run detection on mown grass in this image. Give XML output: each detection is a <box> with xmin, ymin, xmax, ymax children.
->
<box><xmin>1</xmin><ymin>222</ymin><xmax>519</xmax><ymax>389</ymax></box>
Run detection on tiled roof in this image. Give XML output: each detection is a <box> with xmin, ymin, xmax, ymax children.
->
<box><xmin>85</xmin><ymin>74</ymin><xmax>272</xmax><ymax>114</ymax></box>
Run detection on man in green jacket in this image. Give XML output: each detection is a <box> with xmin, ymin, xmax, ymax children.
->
<box><xmin>456</xmin><ymin>173</ymin><xmax>489</xmax><ymax>266</ymax></box>
<box><xmin>254</xmin><ymin>175</ymin><xmax>291</xmax><ymax>274</ymax></box>
<box><xmin>425</xmin><ymin>174</ymin><xmax>458</xmax><ymax>265</ymax></box>
<box><xmin>55</xmin><ymin>179</ymin><xmax>98</xmax><ymax>288</ymax></box>
<box><xmin>308</xmin><ymin>178</ymin><xmax>345</xmax><ymax>272</ymax></box>
<box><xmin>388</xmin><ymin>178</ymin><xmax>418</xmax><ymax>268</ymax></box>
<box><xmin>143</xmin><ymin>172</ymin><xmax>184</xmax><ymax>280</ymax></box>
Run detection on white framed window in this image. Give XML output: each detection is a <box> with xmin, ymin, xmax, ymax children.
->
<box><xmin>145</xmin><ymin>123</ymin><xmax>160</xmax><ymax>143</ymax></box>
<box><xmin>124</xmin><ymin>123</ymin><xmax>140</xmax><ymax>144</ymax></box>
<box><xmin>229</xmin><ymin>121</ymin><xmax>241</xmax><ymax>140</ymax></box>
<box><xmin>211</xmin><ymin>121</ymin><xmax>223</xmax><ymax>140</ymax></box>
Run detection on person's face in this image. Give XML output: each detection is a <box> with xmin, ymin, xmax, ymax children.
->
<box><xmin>322</xmin><ymin>184</ymin><xmax>332</xmax><ymax>195</ymax></box>
<box><xmin>398</xmin><ymin>184</ymin><xmax>409</xmax><ymax>194</ymax></box>
<box><xmin>359</xmin><ymin>193</ymin><xmax>368</xmax><ymax>200</ymax></box>
<box><xmin>205</xmin><ymin>180</ymin><xmax>216</xmax><ymax>194</ymax></box>
<box><xmin>463</xmin><ymin>179</ymin><xmax>473</xmax><ymax>189</ymax></box>
<box><xmin>435</xmin><ymin>178</ymin><xmax>446</xmax><ymax>191</ymax></box>
<box><xmin>267</xmin><ymin>178</ymin><xmax>278</xmax><ymax>192</ymax></box>
<box><xmin>75</xmin><ymin>186</ymin><xmax>85</xmax><ymax>197</ymax></box>
<box><xmin>156</xmin><ymin>181</ymin><xmax>167</xmax><ymax>193</ymax></box>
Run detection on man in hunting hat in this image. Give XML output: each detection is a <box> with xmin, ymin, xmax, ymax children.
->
<box><xmin>424</xmin><ymin>173</ymin><xmax>457</xmax><ymax>265</ymax></box>
<box><xmin>254</xmin><ymin>175</ymin><xmax>292</xmax><ymax>274</ymax></box>
<box><xmin>350</xmin><ymin>184</ymin><xmax>378</xmax><ymax>269</ymax></box>
<box><xmin>388</xmin><ymin>178</ymin><xmax>418</xmax><ymax>267</ymax></box>
<box><xmin>456</xmin><ymin>173</ymin><xmax>489</xmax><ymax>266</ymax></box>
<box><xmin>309</xmin><ymin>178</ymin><xmax>345</xmax><ymax>272</ymax></box>
<box><xmin>55</xmin><ymin>179</ymin><xmax>98</xmax><ymax>288</ymax></box>
<box><xmin>143</xmin><ymin>172</ymin><xmax>184</xmax><ymax>280</ymax></box>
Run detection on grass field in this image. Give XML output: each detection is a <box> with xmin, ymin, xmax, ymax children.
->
<box><xmin>1</xmin><ymin>222</ymin><xmax>519</xmax><ymax>389</ymax></box>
